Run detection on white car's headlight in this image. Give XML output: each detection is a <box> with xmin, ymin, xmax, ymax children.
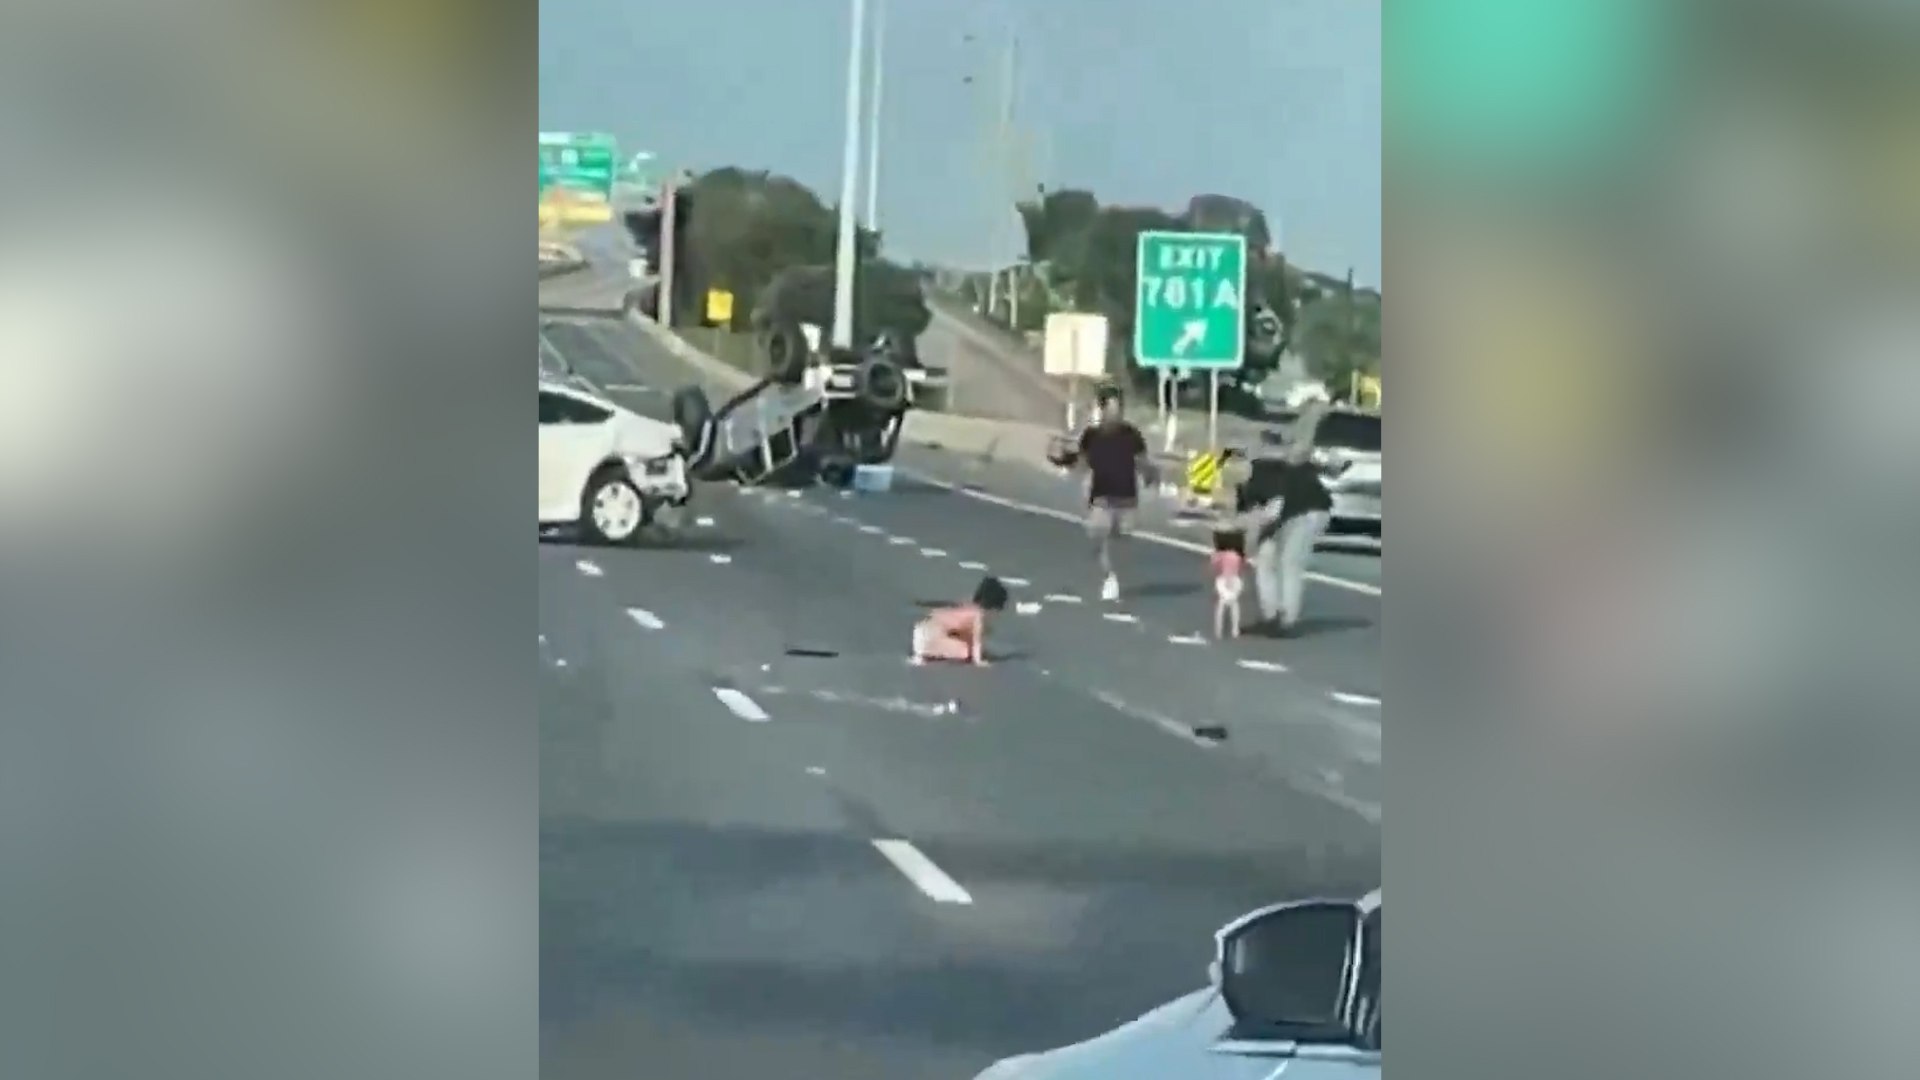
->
<box><xmin>622</xmin><ymin>453</ymin><xmax>683</xmax><ymax>480</ymax></box>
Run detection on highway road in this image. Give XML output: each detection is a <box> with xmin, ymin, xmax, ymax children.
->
<box><xmin>538</xmin><ymin>314</ymin><xmax>1382</xmax><ymax>1079</ymax></box>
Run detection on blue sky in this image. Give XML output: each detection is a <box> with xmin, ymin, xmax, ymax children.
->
<box><xmin>539</xmin><ymin>0</ymin><xmax>1380</xmax><ymax>286</ymax></box>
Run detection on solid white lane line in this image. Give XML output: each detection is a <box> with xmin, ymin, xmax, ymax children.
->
<box><xmin>871</xmin><ymin>839</ymin><xmax>973</xmax><ymax>905</ymax></box>
<box><xmin>906</xmin><ymin>472</ymin><xmax>1382</xmax><ymax>597</ymax></box>
<box><xmin>575</xmin><ymin>559</ymin><xmax>604</xmax><ymax>577</ymax></box>
<box><xmin>1331</xmin><ymin>691</ymin><xmax>1382</xmax><ymax>707</ymax></box>
<box><xmin>920</xmin><ymin>547</ymin><xmax>948</xmax><ymax>558</ymax></box>
<box><xmin>626</xmin><ymin>607</ymin><xmax>665</xmax><ymax>631</ymax></box>
<box><xmin>1237</xmin><ymin>658</ymin><xmax>1288</xmax><ymax>673</ymax></box>
<box><xmin>712</xmin><ymin>687</ymin><xmax>770</xmax><ymax>722</ymax></box>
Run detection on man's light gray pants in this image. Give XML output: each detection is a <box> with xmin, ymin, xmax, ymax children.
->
<box><xmin>1251</xmin><ymin>510</ymin><xmax>1330</xmax><ymax>626</ymax></box>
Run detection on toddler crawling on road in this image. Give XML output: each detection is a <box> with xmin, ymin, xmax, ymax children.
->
<box><xmin>911</xmin><ymin>575</ymin><xmax>1009</xmax><ymax>666</ymax></box>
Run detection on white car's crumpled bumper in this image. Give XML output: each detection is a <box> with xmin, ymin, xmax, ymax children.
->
<box><xmin>625</xmin><ymin>453</ymin><xmax>691</xmax><ymax>505</ymax></box>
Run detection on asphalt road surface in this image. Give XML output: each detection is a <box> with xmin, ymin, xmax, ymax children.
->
<box><xmin>538</xmin><ymin>314</ymin><xmax>1382</xmax><ymax>1079</ymax></box>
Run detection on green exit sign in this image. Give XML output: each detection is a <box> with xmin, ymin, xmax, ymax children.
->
<box><xmin>1132</xmin><ymin>231</ymin><xmax>1247</xmax><ymax>370</ymax></box>
<box><xmin>538</xmin><ymin>131</ymin><xmax>618</xmax><ymax>199</ymax></box>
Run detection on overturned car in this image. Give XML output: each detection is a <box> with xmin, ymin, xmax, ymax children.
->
<box><xmin>695</xmin><ymin>317</ymin><xmax>938</xmax><ymax>486</ymax></box>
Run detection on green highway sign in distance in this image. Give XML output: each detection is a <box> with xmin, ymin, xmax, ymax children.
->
<box><xmin>538</xmin><ymin>131</ymin><xmax>619</xmax><ymax>198</ymax></box>
<box><xmin>1132</xmin><ymin>230</ymin><xmax>1248</xmax><ymax>370</ymax></box>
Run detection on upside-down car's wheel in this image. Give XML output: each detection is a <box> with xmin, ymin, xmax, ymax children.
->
<box><xmin>854</xmin><ymin>356</ymin><xmax>909</xmax><ymax>412</ymax></box>
<box><xmin>759</xmin><ymin>320</ymin><xmax>811</xmax><ymax>385</ymax></box>
<box><xmin>670</xmin><ymin>386</ymin><xmax>716</xmax><ymax>468</ymax></box>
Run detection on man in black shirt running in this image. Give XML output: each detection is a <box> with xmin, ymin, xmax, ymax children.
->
<box><xmin>1066</xmin><ymin>384</ymin><xmax>1155</xmax><ymax>601</ymax></box>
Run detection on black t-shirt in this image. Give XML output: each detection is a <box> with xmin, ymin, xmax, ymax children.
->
<box><xmin>1237</xmin><ymin>459</ymin><xmax>1332</xmax><ymax>523</ymax></box>
<box><xmin>1078</xmin><ymin>422</ymin><xmax>1148</xmax><ymax>502</ymax></box>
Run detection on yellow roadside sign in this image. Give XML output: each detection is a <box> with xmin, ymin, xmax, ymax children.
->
<box><xmin>1186</xmin><ymin>450</ymin><xmax>1221</xmax><ymax>495</ymax></box>
<box><xmin>705</xmin><ymin>288</ymin><xmax>735</xmax><ymax>325</ymax></box>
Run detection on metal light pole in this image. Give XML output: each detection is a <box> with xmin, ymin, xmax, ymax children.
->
<box><xmin>830</xmin><ymin>0</ymin><xmax>868</xmax><ymax>350</ymax></box>
<box><xmin>863</xmin><ymin>0</ymin><xmax>885</xmax><ymax>231</ymax></box>
<box><xmin>659</xmin><ymin>181</ymin><xmax>678</xmax><ymax>328</ymax></box>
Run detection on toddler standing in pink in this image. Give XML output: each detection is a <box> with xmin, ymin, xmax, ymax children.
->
<box><xmin>1210</xmin><ymin>527</ymin><xmax>1247</xmax><ymax>639</ymax></box>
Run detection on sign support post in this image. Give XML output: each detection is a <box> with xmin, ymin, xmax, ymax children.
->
<box><xmin>1208</xmin><ymin>371</ymin><xmax>1220</xmax><ymax>451</ymax></box>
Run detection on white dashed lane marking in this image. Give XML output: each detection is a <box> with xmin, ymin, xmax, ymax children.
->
<box><xmin>695</xmin><ymin>516</ymin><xmax>715</xmax><ymax>528</ymax></box>
<box><xmin>904</xmin><ymin>472</ymin><xmax>1382</xmax><ymax>597</ymax></box>
<box><xmin>1237</xmin><ymin>658</ymin><xmax>1287</xmax><ymax>673</ymax></box>
<box><xmin>859</xmin><ymin>525</ymin><xmax>884</xmax><ymax>535</ymax></box>
<box><xmin>958</xmin><ymin>560</ymin><xmax>989</xmax><ymax>571</ymax></box>
<box><xmin>709</xmin><ymin>553</ymin><xmax>733</xmax><ymax>564</ymax></box>
<box><xmin>871</xmin><ymin>839</ymin><xmax>973</xmax><ymax>905</ymax></box>
<box><xmin>626</xmin><ymin>608</ymin><xmax>665</xmax><ymax>631</ymax></box>
<box><xmin>920</xmin><ymin>547</ymin><xmax>948</xmax><ymax>558</ymax></box>
<box><xmin>1001</xmin><ymin>576</ymin><xmax>1031</xmax><ymax>587</ymax></box>
<box><xmin>712</xmin><ymin>687</ymin><xmax>770</xmax><ymax>722</ymax></box>
<box><xmin>1102</xmin><ymin>612</ymin><xmax>1140</xmax><ymax>624</ymax></box>
<box><xmin>889</xmin><ymin>536</ymin><xmax>916</xmax><ymax>546</ymax></box>
<box><xmin>1331</xmin><ymin>691</ymin><xmax>1382</xmax><ymax>708</ymax></box>
<box><xmin>1043</xmin><ymin>593</ymin><xmax>1083</xmax><ymax>604</ymax></box>
<box><xmin>575</xmin><ymin>559</ymin><xmax>604</xmax><ymax>578</ymax></box>
<box><xmin>1167</xmin><ymin>633</ymin><xmax>1206</xmax><ymax>645</ymax></box>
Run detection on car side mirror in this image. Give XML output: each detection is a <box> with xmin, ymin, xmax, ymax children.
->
<box><xmin>1213</xmin><ymin>897</ymin><xmax>1370</xmax><ymax>1036</ymax></box>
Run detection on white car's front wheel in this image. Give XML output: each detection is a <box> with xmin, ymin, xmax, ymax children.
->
<box><xmin>580</xmin><ymin>468</ymin><xmax>646</xmax><ymax>545</ymax></box>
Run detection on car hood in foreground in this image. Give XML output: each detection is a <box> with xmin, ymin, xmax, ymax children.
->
<box><xmin>974</xmin><ymin>989</ymin><xmax>1379</xmax><ymax>1080</ymax></box>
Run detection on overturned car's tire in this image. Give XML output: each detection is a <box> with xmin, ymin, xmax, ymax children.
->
<box><xmin>854</xmin><ymin>356</ymin><xmax>910</xmax><ymax>412</ymax></box>
<box><xmin>758</xmin><ymin>321</ymin><xmax>811</xmax><ymax>385</ymax></box>
<box><xmin>670</xmin><ymin>386</ymin><xmax>716</xmax><ymax>470</ymax></box>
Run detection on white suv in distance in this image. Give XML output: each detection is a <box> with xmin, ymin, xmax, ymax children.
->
<box><xmin>1312</xmin><ymin>408</ymin><xmax>1381</xmax><ymax>540</ymax></box>
<box><xmin>538</xmin><ymin>379</ymin><xmax>695</xmax><ymax>544</ymax></box>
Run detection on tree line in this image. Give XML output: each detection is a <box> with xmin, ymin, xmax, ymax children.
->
<box><xmin>623</xmin><ymin>168</ymin><xmax>1379</xmax><ymax>397</ymax></box>
<box><xmin>624</xmin><ymin>166</ymin><xmax>930</xmax><ymax>349</ymax></box>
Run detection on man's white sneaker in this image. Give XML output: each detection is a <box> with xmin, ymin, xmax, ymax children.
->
<box><xmin>1100</xmin><ymin>575</ymin><xmax>1120</xmax><ymax>601</ymax></box>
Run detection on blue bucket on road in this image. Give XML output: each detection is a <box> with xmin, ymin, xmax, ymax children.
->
<box><xmin>852</xmin><ymin>463</ymin><xmax>895</xmax><ymax>494</ymax></box>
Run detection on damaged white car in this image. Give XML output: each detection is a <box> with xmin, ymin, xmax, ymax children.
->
<box><xmin>537</xmin><ymin>378</ymin><xmax>712</xmax><ymax>544</ymax></box>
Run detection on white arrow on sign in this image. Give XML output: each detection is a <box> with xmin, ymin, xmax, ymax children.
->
<box><xmin>1171</xmin><ymin>319</ymin><xmax>1207</xmax><ymax>356</ymax></box>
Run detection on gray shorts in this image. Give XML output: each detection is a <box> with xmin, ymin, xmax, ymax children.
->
<box><xmin>1085</xmin><ymin>497</ymin><xmax>1136</xmax><ymax>539</ymax></box>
